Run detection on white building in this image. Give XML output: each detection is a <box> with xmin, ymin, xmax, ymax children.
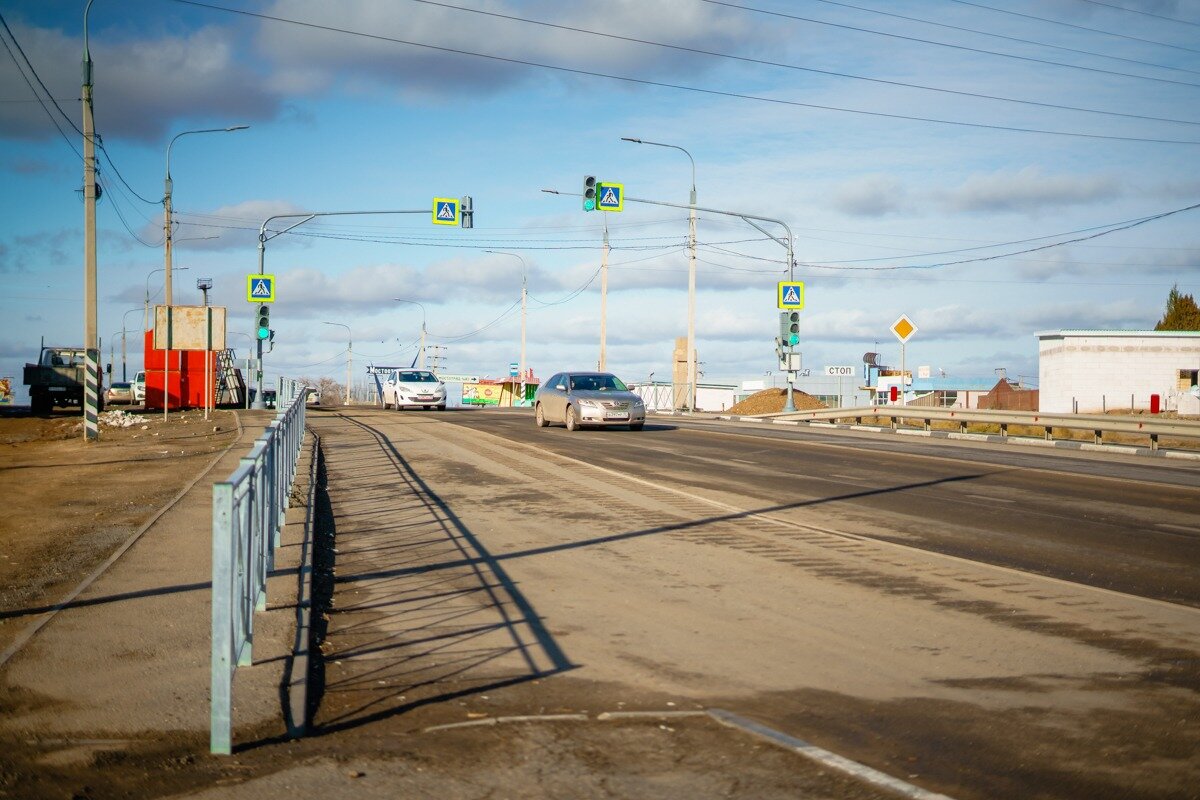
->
<box><xmin>1037</xmin><ymin>330</ymin><xmax>1200</xmax><ymax>415</ymax></box>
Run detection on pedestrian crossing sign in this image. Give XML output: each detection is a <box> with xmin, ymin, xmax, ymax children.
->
<box><xmin>246</xmin><ymin>273</ymin><xmax>276</xmax><ymax>303</ymax></box>
<box><xmin>432</xmin><ymin>197</ymin><xmax>460</xmax><ymax>225</ymax></box>
<box><xmin>596</xmin><ymin>182</ymin><xmax>624</xmax><ymax>212</ymax></box>
<box><xmin>777</xmin><ymin>280</ymin><xmax>804</xmax><ymax>310</ymax></box>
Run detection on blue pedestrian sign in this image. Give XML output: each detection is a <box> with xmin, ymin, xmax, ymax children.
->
<box><xmin>432</xmin><ymin>197</ymin><xmax>460</xmax><ymax>226</ymax></box>
<box><xmin>777</xmin><ymin>281</ymin><xmax>804</xmax><ymax>310</ymax></box>
<box><xmin>246</xmin><ymin>273</ymin><xmax>276</xmax><ymax>303</ymax></box>
<box><xmin>596</xmin><ymin>182</ymin><xmax>624</xmax><ymax>212</ymax></box>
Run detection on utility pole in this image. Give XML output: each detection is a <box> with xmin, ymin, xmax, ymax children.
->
<box><xmin>81</xmin><ymin>0</ymin><xmax>99</xmax><ymax>441</ymax></box>
<box><xmin>599</xmin><ymin>219</ymin><xmax>609</xmax><ymax>371</ymax></box>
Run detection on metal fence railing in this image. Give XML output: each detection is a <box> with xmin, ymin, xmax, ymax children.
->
<box><xmin>764</xmin><ymin>405</ymin><xmax>1200</xmax><ymax>451</ymax></box>
<box><xmin>210</xmin><ymin>377</ymin><xmax>309</xmax><ymax>755</ymax></box>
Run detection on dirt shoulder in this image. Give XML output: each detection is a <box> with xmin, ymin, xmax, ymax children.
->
<box><xmin>0</xmin><ymin>407</ymin><xmax>242</xmax><ymax>655</ymax></box>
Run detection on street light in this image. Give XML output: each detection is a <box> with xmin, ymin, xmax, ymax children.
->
<box><xmin>321</xmin><ymin>322</ymin><xmax>353</xmax><ymax>405</ymax></box>
<box><xmin>394</xmin><ymin>300</ymin><xmax>428</xmax><ymax>369</ymax></box>
<box><xmin>622</xmin><ymin>137</ymin><xmax>698</xmax><ymax>411</ymax></box>
<box><xmin>164</xmin><ymin>125</ymin><xmax>248</xmax><ymax>305</ymax></box>
<box><xmin>484</xmin><ymin>250</ymin><xmax>528</xmax><ymax>405</ymax></box>
<box><xmin>117</xmin><ymin>307</ymin><xmax>141</xmax><ymax>382</ymax></box>
<box><xmin>144</xmin><ymin>266</ymin><xmax>190</xmax><ymax>331</ymax></box>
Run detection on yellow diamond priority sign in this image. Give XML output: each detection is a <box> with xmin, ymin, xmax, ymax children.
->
<box><xmin>891</xmin><ymin>314</ymin><xmax>917</xmax><ymax>343</ymax></box>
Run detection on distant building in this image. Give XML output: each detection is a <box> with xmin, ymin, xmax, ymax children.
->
<box><xmin>1037</xmin><ymin>330</ymin><xmax>1200</xmax><ymax>415</ymax></box>
<box><xmin>977</xmin><ymin>378</ymin><xmax>1040</xmax><ymax>412</ymax></box>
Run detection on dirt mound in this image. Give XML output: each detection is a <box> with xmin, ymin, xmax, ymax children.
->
<box><xmin>726</xmin><ymin>388</ymin><xmax>826</xmax><ymax>416</ymax></box>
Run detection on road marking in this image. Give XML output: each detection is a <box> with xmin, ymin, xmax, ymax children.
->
<box><xmin>708</xmin><ymin>709</ymin><xmax>957</xmax><ymax>800</ymax></box>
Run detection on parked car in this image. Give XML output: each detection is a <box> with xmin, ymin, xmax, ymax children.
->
<box><xmin>534</xmin><ymin>371</ymin><xmax>645</xmax><ymax>431</ymax></box>
<box><xmin>382</xmin><ymin>370</ymin><xmax>446</xmax><ymax>410</ymax></box>
<box><xmin>131</xmin><ymin>371</ymin><xmax>146</xmax><ymax>404</ymax></box>
<box><xmin>104</xmin><ymin>381</ymin><xmax>134</xmax><ymax>405</ymax></box>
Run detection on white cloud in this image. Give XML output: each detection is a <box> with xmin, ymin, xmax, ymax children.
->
<box><xmin>0</xmin><ymin>21</ymin><xmax>278</xmax><ymax>142</ymax></box>
<box><xmin>936</xmin><ymin>166</ymin><xmax>1122</xmax><ymax>214</ymax></box>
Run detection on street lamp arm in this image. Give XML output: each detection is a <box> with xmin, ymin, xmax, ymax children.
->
<box><xmin>621</xmin><ymin>137</ymin><xmax>695</xmax><ymax>192</ymax></box>
<box><xmin>166</xmin><ymin>125</ymin><xmax>249</xmax><ymax>185</ymax></box>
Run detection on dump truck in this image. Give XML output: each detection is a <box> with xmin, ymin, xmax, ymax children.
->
<box><xmin>23</xmin><ymin>343</ymin><xmax>103</xmax><ymax>414</ymax></box>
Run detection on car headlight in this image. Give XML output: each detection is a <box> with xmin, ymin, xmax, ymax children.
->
<box><xmin>578</xmin><ymin>399</ymin><xmax>602</xmax><ymax>408</ymax></box>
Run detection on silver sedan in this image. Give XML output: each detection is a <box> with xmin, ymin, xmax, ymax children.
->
<box><xmin>534</xmin><ymin>371</ymin><xmax>646</xmax><ymax>431</ymax></box>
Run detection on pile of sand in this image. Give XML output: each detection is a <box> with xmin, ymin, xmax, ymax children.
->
<box><xmin>725</xmin><ymin>388</ymin><xmax>826</xmax><ymax>416</ymax></box>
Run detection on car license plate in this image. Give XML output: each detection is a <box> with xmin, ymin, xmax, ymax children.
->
<box><xmin>604</xmin><ymin>411</ymin><xmax>629</xmax><ymax>419</ymax></box>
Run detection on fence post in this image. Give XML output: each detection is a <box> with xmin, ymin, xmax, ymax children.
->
<box><xmin>211</xmin><ymin>482</ymin><xmax>234</xmax><ymax>756</ymax></box>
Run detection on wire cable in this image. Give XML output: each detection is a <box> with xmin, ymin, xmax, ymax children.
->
<box><xmin>801</xmin><ymin>200</ymin><xmax>1200</xmax><ymax>270</ymax></box>
<box><xmin>946</xmin><ymin>0</ymin><xmax>1200</xmax><ymax>54</ymax></box>
<box><xmin>807</xmin><ymin>0</ymin><xmax>1200</xmax><ymax>75</ymax></box>
<box><xmin>171</xmin><ymin>0</ymin><xmax>1200</xmax><ymax>145</ymax></box>
<box><xmin>699</xmin><ymin>0</ymin><xmax>1200</xmax><ymax>90</ymax></box>
<box><xmin>405</xmin><ymin>0</ymin><xmax>1200</xmax><ymax>126</ymax></box>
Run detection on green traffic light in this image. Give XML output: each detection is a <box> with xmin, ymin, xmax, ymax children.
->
<box><xmin>788</xmin><ymin>333</ymin><xmax>800</xmax><ymax>346</ymax></box>
<box><xmin>583</xmin><ymin>198</ymin><xmax>596</xmax><ymax>211</ymax></box>
<box><xmin>257</xmin><ymin>326</ymin><xmax>270</xmax><ymax>340</ymax></box>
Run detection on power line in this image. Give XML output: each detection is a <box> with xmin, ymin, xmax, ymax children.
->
<box><xmin>405</xmin><ymin>0</ymin><xmax>1200</xmax><ymax>126</ymax></box>
<box><xmin>171</xmin><ymin>0</ymin><xmax>1200</xmax><ymax>145</ymax></box>
<box><xmin>0</xmin><ymin>12</ymin><xmax>160</xmax><ymax>206</ymax></box>
<box><xmin>699</xmin><ymin>0</ymin><xmax>1200</xmax><ymax>90</ymax></box>
<box><xmin>0</xmin><ymin>13</ymin><xmax>82</xmax><ymax>159</ymax></box>
<box><xmin>946</xmin><ymin>0</ymin><xmax>1200</xmax><ymax>54</ymax></box>
<box><xmin>807</xmin><ymin>0</ymin><xmax>1200</xmax><ymax>74</ymax></box>
<box><xmin>801</xmin><ymin>200</ymin><xmax>1200</xmax><ymax>270</ymax></box>
<box><xmin>1071</xmin><ymin>0</ymin><xmax>1200</xmax><ymax>28</ymax></box>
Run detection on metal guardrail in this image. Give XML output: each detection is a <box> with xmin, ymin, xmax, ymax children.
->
<box><xmin>766</xmin><ymin>405</ymin><xmax>1200</xmax><ymax>450</ymax></box>
<box><xmin>210</xmin><ymin>377</ymin><xmax>309</xmax><ymax>755</ymax></box>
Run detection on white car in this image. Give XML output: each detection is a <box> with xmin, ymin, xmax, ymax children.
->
<box><xmin>382</xmin><ymin>370</ymin><xmax>446</xmax><ymax>410</ymax></box>
<box><xmin>132</xmin><ymin>370</ymin><xmax>146</xmax><ymax>404</ymax></box>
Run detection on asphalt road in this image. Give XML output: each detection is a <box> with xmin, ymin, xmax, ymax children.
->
<box><xmin>294</xmin><ymin>407</ymin><xmax>1200</xmax><ymax>800</ymax></box>
<box><xmin>439</xmin><ymin>408</ymin><xmax>1200</xmax><ymax>607</ymax></box>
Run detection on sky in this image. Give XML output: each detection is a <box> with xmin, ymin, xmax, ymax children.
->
<box><xmin>2</xmin><ymin>0</ymin><xmax>1198</xmax><ymax>400</ymax></box>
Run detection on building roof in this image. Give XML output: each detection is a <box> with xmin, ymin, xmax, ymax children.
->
<box><xmin>1037</xmin><ymin>329</ymin><xmax>1200</xmax><ymax>339</ymax></box>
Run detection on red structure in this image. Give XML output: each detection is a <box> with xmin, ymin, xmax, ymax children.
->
<box><xmin>142</xmin><ymin>329</ymin><xmax>217</xmax><ymax>410</ymax></box>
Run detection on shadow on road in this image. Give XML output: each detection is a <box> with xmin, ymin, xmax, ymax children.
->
<box><xmin>299</xmin><ymin>415</ymin><xmax>575</xmax><ymax>739</ymax></box>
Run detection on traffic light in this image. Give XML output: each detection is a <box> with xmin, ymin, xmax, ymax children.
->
<box><xmin>255</xmin><ymin>304</ymin><xmax>270</xmax><ymax>340</ymax></box>
<box><xmin>785</xmin><ymin>310</ymin><xmax>800</xmax><ymax>346</ymax></box>
<box><xmin>889</xmin><ymin>385</ymin><xmax>899</xmax><ymax>402</ymax></box>
<box><xmin>582</xmin><ymin>175</ymin><xmax>597</xmax><ymax>212</ymax></box>
<box><xmin>460</xmin><ymin>195</ymin><xmax>473</xmax><ymax>229</ymax></box>
<box><xmin>774</xmin><ymin>335</ymin><xmax>787</xmax><ymax>363</ymax></box>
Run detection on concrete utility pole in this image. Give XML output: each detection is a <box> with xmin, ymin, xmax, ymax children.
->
<box><xmin>81</xmin><ymin>0</ymin><xmax>98</xmax><ymax>441</ymax></box>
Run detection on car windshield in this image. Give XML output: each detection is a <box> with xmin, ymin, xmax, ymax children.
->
<box><xmin>396</xmin><ymin>371</ymin><xmax>439</xmax><ymax>383</ymax></box>
<box><xmin>569</xmin><ymin>374</ymin><xmax>628</xmax><ymax>392</ymax></box>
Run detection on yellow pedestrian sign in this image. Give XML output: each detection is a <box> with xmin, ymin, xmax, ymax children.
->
<box><xmin>777</xmin><ymin>281</ymin><xmax>804</xmax><ymax>309</ymax></box>
<box><xmin>596</xmin><ymin>182</ymin><xmax>624</xmax><ymax>212</ymax></box>
<box><xmin>432</xmin><ymin>197</ymin><xmax>459</xmax><ymax>225</ymax></box>
<box><xmin>246</xmin><ymin>273</ymin><xmax>275</xmax><ymax>303</ymax></box>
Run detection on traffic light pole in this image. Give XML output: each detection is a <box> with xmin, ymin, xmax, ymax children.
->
<box><xmin>255</xmin><ymin>206</ymin><xmax>470</xmax><ymax>409</ymax></box>
<box><xmin>542</xmin><ymin>189</ymin><xmax>796</xmax><ymax>412</ymax></box>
